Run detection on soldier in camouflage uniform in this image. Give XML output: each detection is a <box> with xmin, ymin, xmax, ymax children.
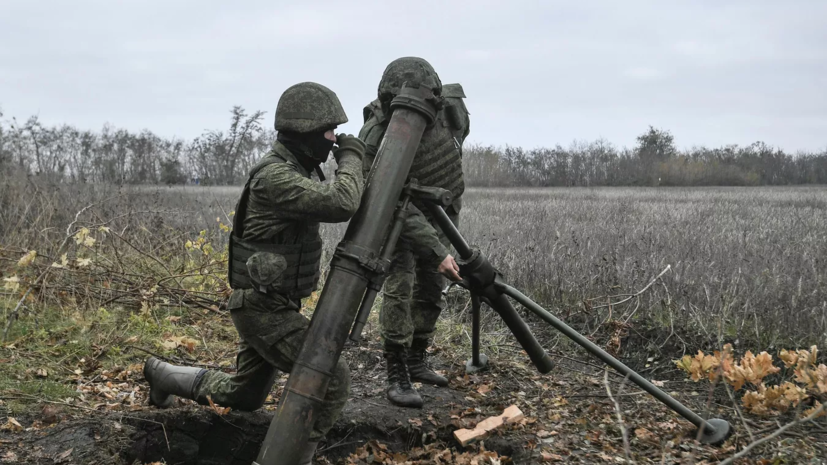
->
<box><xmin>143</xmin><ymin>82</ymin><xmax>365</xmax><ymax>464</ymax></box>
<box><xmin>359</xmin><ymin>57</ymin><xmax>470</xmax><ymax>408</ymax></box>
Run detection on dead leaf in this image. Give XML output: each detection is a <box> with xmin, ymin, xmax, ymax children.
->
<box><xmin>540</xmin><ymin>452</ymin><xmax>564</xmax><ymax>461</ymax></box>
<box><xmin>1</xmin><ymin>450</ymin><xmax>17</xmax><ymax>463</ymax></box>
<box><xmin>1</xmin><ymin>418</ymin><xmax>23</xmax><ymax>432</ymax></box>
<box><xmin>35</xmin><ymin>368</ymin><xmax>47</xmax><ymax>378</ymax></box>
<box><xmin>161</xmin><ymin>336</ymin><xmax>199</xmax><ymax>353</ymax></box>
<box><xmin>54</xmin><ymin>448</ymin><xmax>73</xmax><ymax>462</ymax></box>
<box><xmin>206</xmin><ymin>395</ymin><xmax>230</xmax><ymax>416</ymax></box>
<box><xmin>635</xmin><ymin>427</ymin><xmax>658</xmax><ymax>444</ymax></box>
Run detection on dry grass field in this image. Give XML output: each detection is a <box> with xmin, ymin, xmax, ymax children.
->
<box><xmin>3</xmin><ymin>183</ymin><xmax>825</xmax><ymax>352</ymax></box>
<box><xmin>2</xmin><ymin>181</ymin><xmax>826</xmax><ymax>463</ymax></box>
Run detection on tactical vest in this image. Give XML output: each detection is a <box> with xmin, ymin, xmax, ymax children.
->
<box><xmin>362</xmin><ymin>91</ymin><xmax>467</xmax><ymax>210</ymax></box>
<box><xmin>228</xmin><ymin>154</ymin><xmax>322</xmax><ymax>299</ymax></box>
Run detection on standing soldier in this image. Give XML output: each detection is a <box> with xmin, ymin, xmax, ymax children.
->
<box><xmin>359</xmin><ymin>57</ymin><xmax>470</xmax><ymax>408</ymax></box>
<box><xmin>143</xmin><ymin>82</ymin><xmax>366</xmax><ymax>464</ymax></box>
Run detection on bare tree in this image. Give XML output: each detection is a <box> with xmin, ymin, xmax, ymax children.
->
<box><xmin>188</xmin><ymin>106</ymin><xmax>266</xmax><ymax>185</ymax></box>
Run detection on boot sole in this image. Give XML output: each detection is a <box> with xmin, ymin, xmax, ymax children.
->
<box><xmin>387</xmin><ymin>398</ymin><xmax>424</xmax><ymax>409</ymax></box>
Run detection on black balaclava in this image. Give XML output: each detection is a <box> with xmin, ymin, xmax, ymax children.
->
<box><xmin>277</xmin><ymin>130</ymin><xmax>334</xmax><ymax>176</ymax></box>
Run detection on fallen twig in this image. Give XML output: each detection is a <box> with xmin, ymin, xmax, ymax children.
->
<box><xmin>9</xmin><ymin>394</ymin><xmax>171</xmax><ymax>451</ymax></box>
<box><xmin>589</xmin><ymin>265</ymin><xmax>671</xmax><ymax>310</ymax></box>
<box><xmin>3</xmin><ymin>202</ymin><xmax>97</xmax><ymax>342</ymax></box>
<box><xmin>604</xmin><ymin>369</ymin><xmax>633</xmax><ymax>463</ymax></box>
<box><xmin>720</xmin><ymin>402</ymin><xmax>827</xmax><ymax>465</ymax></box>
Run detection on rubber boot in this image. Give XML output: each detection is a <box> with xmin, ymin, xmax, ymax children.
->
<box><xmin>408</xmin><ymin>339</ymin><xmax>448</xmax><ymax>387</ymax></box>
<box><xmin>383</xmin><ymin>344</ymin><xmax>423</xmax><ymax>408</ymax></box>
<box><xmin>298</xmin><ymin>441</ymin><xmax>319</xmax><ymax>465</ymax></box>
<box><xmin>143</xmin><ymin>357</ymin><xmax>206</xmax><ymax>408</ymax></box>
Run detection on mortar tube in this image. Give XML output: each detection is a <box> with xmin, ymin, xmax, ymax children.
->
<box><xmin>349</xmin><ymin>195</ymin><xmax>412</xmax><ymax>341</ymax></box>
<box><xmin>254</xmin><ymin>85</ymin><xmax>439</xmax><ymax>465</ymax></box>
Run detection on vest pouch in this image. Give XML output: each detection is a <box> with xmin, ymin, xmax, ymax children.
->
<box><xmin>445</xmin><ymin>103</ymin><xmax>463</xmax><ymax>132</ymax></box>
<box><xmin>247</xmin><ymin>252</ymin><xmax>287</xmax><ymax>294</ymax></box>
<box><xmin>229</xmin><ymin>235</ymin><xmax>322</xmax><ymax>299</ymax></box>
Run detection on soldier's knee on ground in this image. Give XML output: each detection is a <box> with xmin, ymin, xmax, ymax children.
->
<box><xmin>196</xmin><ymin>370</ymin><xmax>275</xmax><ymax>412</ymax></box>
<box><xmin>232</xmin><ymin>390</ymin><xmax>271</xmax><ymax>412</ymax></box>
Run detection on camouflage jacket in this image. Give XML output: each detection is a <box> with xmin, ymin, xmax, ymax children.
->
<box><xmin>229</xmin><ymin>141</ymin><xmax>363</xmax><ymax>298</ymax></box>
<box><xmin>242</xmin><ymin>141</ymin><xmax>363</xmax><ymax>242</ymax></box>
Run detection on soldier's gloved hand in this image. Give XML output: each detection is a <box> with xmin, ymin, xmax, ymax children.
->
<box><xmin>333</xmin><ymin>134</ymin><xmax>366</xmax><ymax>163</ymax></box>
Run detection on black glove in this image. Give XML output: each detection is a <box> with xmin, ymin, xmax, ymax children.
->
<box><xmin>333</xmin><ymin>133</ymin><xmax>366</xmax><ymax>163</ymax></box>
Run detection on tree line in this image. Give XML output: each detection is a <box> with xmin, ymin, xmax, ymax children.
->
<box><xmin>0</xmin><ymin>106</ymin><xmax>271</xmax><ymax>185</ymax></box>
<box><xmin>464</xmin><ymin>128</ymin><xmax>827</xmax><ymax>187</ymax></box>
<box><xmin>1</xmin><ymin>106</ymin><xmax>825</xmax><ymax>186</ymax></box>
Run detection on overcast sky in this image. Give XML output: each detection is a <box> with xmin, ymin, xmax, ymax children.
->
<box><xmin>1</xmin><ymin>1</ymin><xmax>825</xmax><ymax>152</ymax></box>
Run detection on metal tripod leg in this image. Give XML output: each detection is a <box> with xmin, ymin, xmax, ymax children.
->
<box><xmin>465</xmin><ymin>293</ymin><xmax>489</xmax><ymax>373</ymax></box>
<box><xmin>420</xmin><ymin>198</ymin><xmax>732</xmax><ymax>446</ymax></box>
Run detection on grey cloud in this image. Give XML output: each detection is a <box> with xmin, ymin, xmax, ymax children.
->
<box><xmin>1</xmin><ymin>0</ymin><xmax>824</xmax><ymax>152</ymax></box>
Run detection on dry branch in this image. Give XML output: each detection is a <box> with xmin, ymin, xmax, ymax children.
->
<box><xmin>604</xmin><ymin>369</ymin><xmax>633</xmax><ymax>463</ymax></box>
<box><xmin>3</xmin><ymin>202</ymin><xmax>97</xmax><ymax>341</ymax></box>
<box><xmin>588</xmin><ymin>265</ymin><xmax>671</xmax><ymax>310</ymax></box>
<box><xmin>720</xmin><ymin>402</ymin><xmax>827</xmax><ymax>465</ymax></box>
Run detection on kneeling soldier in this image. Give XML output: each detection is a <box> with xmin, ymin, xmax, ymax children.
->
<box><xmin>143</xmin><ymin>82</ymin><xmax>365</xmax><ymax>464</ymax></box>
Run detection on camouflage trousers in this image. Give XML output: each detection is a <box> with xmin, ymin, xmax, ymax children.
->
<box><xmin>194</xmin><ymin>288</ymin><xmax>351</xmax><ymax>441</ymax></box>
<box><xmin>380</xmin><ymin>208</ymin><xmax>459</xmax><ymax>348</ymax></box>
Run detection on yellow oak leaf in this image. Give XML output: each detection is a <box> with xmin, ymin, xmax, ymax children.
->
<box><xmin>17</xmin><ymin>250</ymin><xmax>37</xmax><ymax>267</ymax></box>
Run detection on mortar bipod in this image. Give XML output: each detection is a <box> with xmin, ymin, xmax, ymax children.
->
<box><xmin>443</xmin><ymin>282</ymin><xmax>489</xmax><ymax>373</ymax></box>
<box><xmin>420</xmin><ymin>192</ymin><xmax>732</xmax><ymax>446</ymax></box>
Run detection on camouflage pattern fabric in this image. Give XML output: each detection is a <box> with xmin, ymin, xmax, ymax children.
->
<box><xmin>274</xmin><ymin>82</ymin><xmax>348</xmax><ymax>133</ymax></box>
<box><xmin>243</xmin><ymin>141</ymin><xmax>362</xmax><ymax>243</ymax></box>
<box><xmin>442</xmin><ymin>83</ymin><xmax>471</xmax><ymax>149</ymax></box>
<box><xmin>194</xmin><ymin>138</ymin><xmax>363</xmax><ymax>441</ymax></box>
<box><xmin>195</xmin><ymin>289</ymin><xmax>350</xmax><ymax>441</ymax></box>
<box><xmin>377</xmin><ymin>57</ymin><xmax>443</xmax><ymax>100</ymax></box>
<box><xmin>397</xmin><ymin>204</ymin><xmax>450</xmax><ymax>269</ymax></box>
<box><xmin>379</xmin><ymin>209</ymin><xmax>459</xmax><ymax>347</ymax></box>
<box><xmin>361</xmin><ymin>72</ymin><xmax>470</xmax><ymax>351</ymax></box>
<box><xmin>360</xmin><ymin>100</ymin><xmax>465</xmax><ymax>216</ymax></box>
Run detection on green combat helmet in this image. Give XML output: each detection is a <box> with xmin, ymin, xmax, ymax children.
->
<box><xmin>275</xmin><ymin>82</ymin><xmax>348</xmax><ymax>133</ymax></box>
<box><xmin>378</xmin><ymin>57</ymin><xmax>443</xmax><ymax>100</ymax></box>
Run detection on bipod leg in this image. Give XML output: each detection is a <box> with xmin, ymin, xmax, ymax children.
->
<box><xmin>465</xmin><ymin>292</ymin><xmax>489</xmax><ymax>373</ymax></box>
<box><xmin>416</xmin><ymin>196</ymin><xmax>553</xmax><ymax>373</ymax></box>
<box><xmin>496</xmin><ymin>282</ymin><xmax>731</xmax><ymax>445</ymax></box>
<box><xmin>417</xmin><ymin>195</ymin><xmax>731</xmax><ymax>446</ymax></box>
